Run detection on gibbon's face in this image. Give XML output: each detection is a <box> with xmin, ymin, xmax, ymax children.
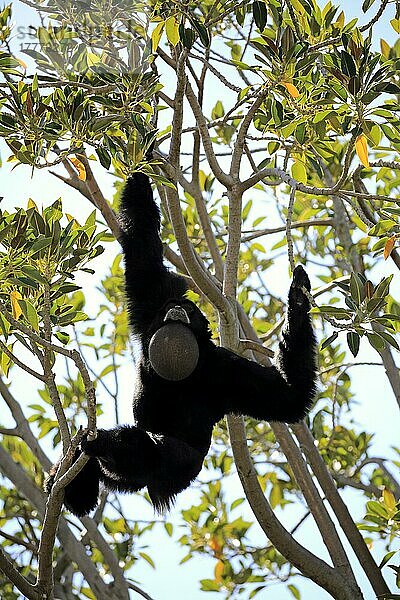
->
<box><xmin>153</xmin><ymin>298</ymin><xmax>211</xmax><ymax>341</ymax></box>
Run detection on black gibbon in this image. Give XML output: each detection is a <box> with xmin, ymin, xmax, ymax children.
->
<box><xmin>45</xmin><ymin>173</ymin><xmax>317</xmax><ymax>515</ymax></box>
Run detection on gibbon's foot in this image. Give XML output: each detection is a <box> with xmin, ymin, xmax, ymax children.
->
<box><xmin>80</xmin><ymin>429</ymin><xmax>107</xmax><ymax>457</ymax></box>
<box><xmin>44</xmin><ymin>449</ymin><xmax>101</xmax><ymax>517</ymax></box>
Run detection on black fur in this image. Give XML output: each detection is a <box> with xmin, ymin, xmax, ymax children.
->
<box><xmin>45</xmin><ymin>173</ymin><xmax>317</xmax><ymax>515</ymax></box>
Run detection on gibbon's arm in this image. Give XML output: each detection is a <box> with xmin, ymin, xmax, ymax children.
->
<box><xmin>211</xmin><ymin>266</ymin><xmax>317</xmax><ymax>423</ymax></box>
<box><xmin>119</xmin><ymin>173</ymin><xmax>188</xmax><ymax>336</ymax></box>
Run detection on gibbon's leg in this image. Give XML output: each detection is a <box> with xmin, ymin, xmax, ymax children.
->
<box><xmin>44</xmin><ymin>453</ymin><xmax>101</xmax><ymax>517</ymax></box>
<box><xmin>118</xmin><ymin>173</ymin><xmax>188</xmax><ymax>337</ymax></box>
<box><xmin>82</xmin><ymin>426</ymin><xmax>206</xmax><ymax>512</ymax></box>
<box><xmin>211</xmin><ymin>265</ymin><xmax>317</xmax><ymax>423</ymax></box>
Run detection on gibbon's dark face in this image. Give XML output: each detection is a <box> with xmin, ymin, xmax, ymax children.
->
<box><xmin>151</xmin><ymin>298</ymin><xmax>211</xmax><ymax>342</ymax></box>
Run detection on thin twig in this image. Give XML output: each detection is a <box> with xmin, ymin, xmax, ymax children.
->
<box><xmin>286</xmin><ymin>186</ymin><xmax>296</xmax><ymax>272</ymax></box>
<box><xmin>0</xmin><ymin>546</ymin><xmax>39</xmax><ymax>600</ymax></box>
<box><xmin>0</xmin><ymin>340</ymin><xmax>45</xmax><ymax>382</ymax></box>
<box><xmin>359</xmin><ymin>0</ymin><xmax>390</xmax><ymax>32</ymax></box>
<box><xmin>242</xmin><ymin>219</ymin><xmax>334</xmax><ymax>242</ymax></box>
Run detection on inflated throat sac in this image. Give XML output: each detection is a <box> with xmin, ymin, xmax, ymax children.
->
<box><xmin>149</xmin><ymin>322</ymin><xmax>199</xmax><ymax>381</ymax></box>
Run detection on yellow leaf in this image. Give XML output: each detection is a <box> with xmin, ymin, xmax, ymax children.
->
<box><xmin>165</xmin><ymin>15</ymin><xmax>180</xmax><ymax>47</ymax></box>
<box><xmin>322</xmin><ymin>1</ymin><xmax>332</xmax><ymax>18</ymax></box>
<box><xmin>390</xmin><ymin>18</ymin><xmax>400</xmax><ymax>34</ymax></box>
<box><xmin>382</xmin><ymin>488</ymin><xmax>396</xmax><ymax>510</ymax></box>
<box><xmin>282</xmin><ymin>81</ymin><xmax>300</xmax><ymax>98</ymax></box>
<box><xmin>10</xmin><ymin>291</ymin><xmax>22</xmax><ymax>320</ymax></box>
<box><xmin>27</xmin><ymin>198</ymin><xmax>38</xmax><ymax>210</ymax></box>
<box><xmin>290</xmin><ymin>0</ymin><xmax>305</xmax><ymax>15</ymax></box>
<box><xmin>70</xmin><ymin>157</ymin><xmax>87</xmax><ymax>181</ymax></box>
<box><xmin>87</xmin><ymin>52</ymin><xmax>100</xmax><ymax>67</ymax></box>
<box><xmin>17</xmin><ymin>58</ymin><xmax>27</xmax><ymax>70</ymax></box>
<box><xmin>151</xmin><ymin>21</ymin><xmax>165</xmax><ymax>53</ymax></box>
<box><xmin>214</xmin><ymin>559</ymin><xmax>224</xmax><ymax>583</ymax></box>
<box><xmin>0</xmin><ymin>344</ymin><xmax>12</xmax><ymax>377</ymax></box>
<box><xmin>66</xmin><ymin>214</ymin><xmax>81</xmax><ymax>229</ymax></box>
<box><xmin>355</xmin><ymin>135</ymin><xmax>369</xmax><ymax>168</ymax></box>
<box><xmin>291</xmin><ymin>159</ymin><xmax>307</xmax><ymax>184</ymax></box>
<box><xmin>380</xmin><ymin>39</ymin><xmax>391</xmax><ymax>59</ymax></box>
<box><xmin>334</xmin><ymin>11</ymin><xmax>345</xmax><ymax>29</ymax></box>
<box><xmin>383</xmin><ymin>235</ymin><xmax>396</xmax><ymax>260</ymax></box>
<box><xmin>209</xmin><ymin>536</ymin><xmax>223</xmax><ymax>557</ymax></box>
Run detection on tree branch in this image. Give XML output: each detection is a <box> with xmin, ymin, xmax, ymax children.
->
<box><xmin>293</xmin><ymin>422</ymin><xmax>390</xmax><ymax>598</ymax></box>
<box><xmin>0</xmin><ymin>546</ymin><xmax>39</xmax><ymax>600</ymax></box>
<box><xmin>0</xmin><ymin>377</ymin><xmax>51</xmax><ymax>469</ymax></box>
<box><xmin>163</xmin><ymin>51</ymin><xmax>230</xmax><ymax>316</ymax></box>
<box><xmin>226</xmin><ymin>415</ymin><xmax>359</xmax><ymax>600</ymax></box>
<box><xmin>272</xmin><ymin>422</ymin><xmax>361</xmax><ymax>593</ymax></box>
<box><xmin>0</xmin><ymin>444</ymin><xmax>108</xmax><ymax>597</ymax></box>
<box><xmin>0</xmin><ymin>340</ymin><xmax>45</xmax><ymax>382</ymax></box>
<box><xmin>185</xmin><ymin>79</ymin><xmax>233</xmax><ymax>188</ymax></box>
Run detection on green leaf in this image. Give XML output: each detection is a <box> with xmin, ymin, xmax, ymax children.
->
<box><xmin>295</xmin><ymin>123</ymin><xmax>306</xmax><ymax>144</ymax></box>
<box><xmin>19</xmin><ymin>300</ymin><xmax>39</xmax><ymax>331</ymax></box>
<box><xmin>72</xmin><ymin>311</ymin><xmax>88</xmax><ymax>323</ymax></box>
<box><xmin>366</xmin><ymin>298</ymin><xmax>386</xmax><ymax>314</ymax></box>
<box><xmin>316</xmin><ymin>306</ymin><xmax>352</xmax><ymax>319</ymax></box>
<box><xmin>288</xmin><ymin>584</ymin><xmax>301</xmax><ymax>600</ymax></box>
<box><xmin>1</xmin><ymin>344</ymin><xmax>12</xmax><ymax>377</ymax></box>
<box><xmin>349</xmin><ymin>273</ymin><xmax>365</xmax><ymax>306</ymax></box>
<box><xmin>139</xmin><ymin>552</ymin><xmax>155</xmax><ymax>568</ymax></box>
<box><xmin>366</xmin><ymin>332</ymin><xmax>386</xmax><ymax>352</ymax></box>
<box><xmin>55</xmin><ymin>331</ymin><xmax>70</xmax><ymax>345</ymax></box>
<box><xmin>366</xmin><ymin>500</ymin><xmax>389</xmax><ymax>518</ymax></box>
<box><xmin>321</xmin><ymin>332</ymin><xmax>339</xmax><ymax>350</ymax></box>
<box><xmin>178</xmin><ymin>25</ymin><xmax>196</xmax><ymax>50</ymax></box>
<box><xmin>379</xmin><ymin>550</ymin><xmax>397</xmax><ymax>570</ymax></box>
<box><xmin>362</xmin><ymin>0</ymin><xmax>377</xmax><ymax>11</ymax></box>
<box><xmin>20</xmin><ymin>265</ymin><xmax>47</xmax><ymax>284</ymax></box>
<box><xmin>179</xmin><ymin>553</ymin><xmax>192</xmax><ymax>565</ymax></box>
<box><xmin>291</xmin><ymin>160</ymin><xmax>307</xmax><ymax>184</ymax></box>
<box><xmin>211</xmin><ymin>100</ymin><xmax>224</xmax><ymax>120</ymax></box>
<box><xmin>31</xmin><ymin>236</ymin><xmax>52</xmax><ymax>254</ymax></box>
<box><xmin>340</xmin><ymin>50</ymin><xmax>357</xmax><ymax>77</ymax></box>
<box><xmin>231</xmin><ymin>497</ymin><xmax>245</xmax><ymax>510</ymax></box>
<box><xmin>374</xmin><ymin>275</ymin><xmax>393</xmax><ymax>299</ymax></box>
<box><xmin>191</xmin><ymin>18</ymin><xmax>211</xmax><ymax>47</ymax></box>
<box><xmin>200</xmin><ymin>580</ymin><xmax>220</xmax><ymax>592</ymax></box>
<box><xmin>164</xmin><ymin>522</ymin><xmax>173</xmax><ymax>537</ymax></box>
<box><xmin>269</xmin><ymin>483</ymin><xmax>282</xmax><ymax>508</ymax></box>
<box><xmin>80</xmin><ymin>588</ymin><xmax>96</xmax><ymax>600</ymax></box>
<box><xmin>96</xmin><ymin>146</ymin><xmax>111</xmax><ymax>170</ymax></box>
<box><xmin>347</xmin><ymin>332</ymin><xmax>360</xmax><ymax>357</ymax></box>
<box><xmin>242</xmin><ymin>200</ymin><xmax>252</xmax><ymax>220</ymax></box>
<box><xmin>99</xmin><ymin>364</ymin><xmax>116</xmax><ymax>378</ymax></box>
<box><xmin>253</xmin><ymin>1</ymin><xmax>267</xmax><ymax>31</ymax></box>
<box><xmin>390</xmin><ymin>18</ymin><xmax>400</xmax><ymax>34</ymax></box>
<box><xmin>378</xmin><ymin>331</ymin><xmax>399</xmax><ymax>351</ymax></box>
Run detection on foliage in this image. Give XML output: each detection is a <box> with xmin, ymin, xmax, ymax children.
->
<box><xmin>0</xmin><ymin>0</ymin><xmax>399</xmax><ymax>599</ymax></box>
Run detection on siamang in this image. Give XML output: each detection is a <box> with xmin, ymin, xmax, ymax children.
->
<box><xmin>45</xmin><ymin>173</ymin><xmax>317</xmax><ymax>516</ymax></box>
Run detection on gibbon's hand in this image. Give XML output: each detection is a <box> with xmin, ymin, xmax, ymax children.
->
<box><xmin>289</xmin><ymin>265</ymin><xmax>311</xmax><ymax>310</ymax></box>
